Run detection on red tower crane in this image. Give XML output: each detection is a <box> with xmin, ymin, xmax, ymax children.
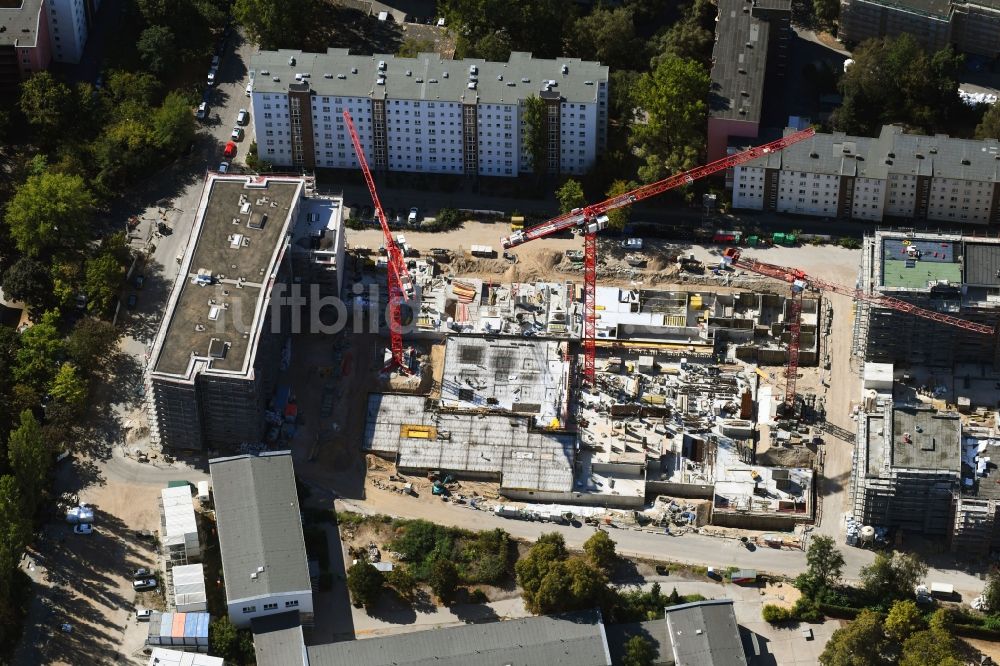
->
<box><xmin>343</xmin><ymin>110</ymin><xmax>414</xmax><ymax>373</ymax></box>
<box><xmin>722</xmin><ymin>248</ymin><xmax>998</xmax><ymax>407</ymax></box>
<box><xmin>501</xmin><ymin>128</ymin><xmax>817</xmax><ymax>385</ymax></box>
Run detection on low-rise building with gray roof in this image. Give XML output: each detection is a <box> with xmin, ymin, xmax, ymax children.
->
<box><xmin>663</xmin><ymin>599</ymin><xmax>748</xmax><ymax>666</ymax></box>
<box><xmin>210</xmin><ymin>451</ymin><xmax>313</xmax><ymax>628</ymax></box>
<box><xmin>248</xmin><ymin>48</ymin><xmax>607</xmax><ymax>177</ymax></box>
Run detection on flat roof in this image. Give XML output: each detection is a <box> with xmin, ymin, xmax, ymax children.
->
<box><xmin>209</xmin><ymin>451</ymin><xmax>312</xmax><ymax>603</ymax></box>
<box><xmin>890</xmin><ymin>407</ymin><xmax>962</xmax><ymax>471</ymax></box>
<box><xmin>172</xmin><ymin>563</ymin><xmax>207</xmax><ymax>609</ymax></box>
<box><xmin>147</xmin><ymin>649</ymin><xmax>223</xmax><ymax>666</ymax></box>
<box><xmin>709</xmin><ymin>0</ymin><xmax>788</xmax><ymax>123</ymax></box>
<box><xmin>849</xmin><ymin>0</ymin><xmax>953</xmax><ymax>18</ymax></box>
<box><xmin>0</xmin><ymin>0</ymin><xmax>42</xmax><ymax>48</ymax></box>
<box><xmin>363</xmin><ymin>394</ymin><xmax>575</xmax><ymax>493</ymax></box>
<box><xmin>881</xmin><ymin>236</ymin><xmax>962</xmax><ymax>289</ymax></box>
<box><xmin>251</xmin><ymin>49</ymin><xmax>608</xmax><ymax>106</ymax></box>
<box><xmin>161</xmin><ymin>486</ymin><xmax>198</xmax><ymax>544</ymax></box>
<box><xmin>964</xmin><ymin>243</ymin><xmax>1000</xmax><ymax>287</ymax></box>
<box><xmin>440</xmin><ymin>337</ymin><xmax>568</xmax><ymax>419</ymax></box>
<box><xmin>149</xmin><ymin>176</ymin><xmax>302</xmax><ymax>379</ymax></box>
<box><xmin>306</xmin><ymin>610</ymin><xmax>612</xmax><ymax>666</ymax></box>
<box><xmin>251</xmin><ymin>612</ymin><xmax>307</xmax><ymax>666</ymax></box>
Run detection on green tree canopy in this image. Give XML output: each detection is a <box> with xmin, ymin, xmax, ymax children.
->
<box><xmin>66</xmin><ymin>318</ymin><xmax>120</xmax><ymax>373</ymax></box>
<box><xmin>976</xmin><ymin>103</ymin><xmax>1000</xmax><ymax>140</ymax></box>
<box><xmin>533</xmin><ymin>556</ymin><xmax>607</xmax><ymax>615</ymax></box>
<box><xmin>604</xmin><ymin>180</ymin><xmax>637</xmax><ymax>230</ymax></box>
<box><xmin>137</xmin><ymin>25</ymin><xmax>178</xmax><ymax>76</ymax></box>
<box><xmin>152</xmin><ymin>91</ymin><xmax>196</xmax><ymax>154</ymax></box>
<box><xmin>899</xmin><ymin>628</ymin><xmax>961</xmax><ymax>666</ymax></box>
<box><xmin>440</xmin><ymin>0</ymin><xmax>571</xmax><ymax>60</ymax></box>
<box><xmin>347</xmin><ymin>562</ymin><xmax>384</xmax><ymax>610</ymax></box>
<box><xmin>84</xmin><ymin>252</ymin><xmax>125</xmax><ymax>315</ymax></box>
<box><xmin>556</xmin><ymin>179</ymin><xmax>587</xmax><ymax>213</ymax></box>
<box><xmin>583</xmin><ymin>530</ymin><xmax>617</xmax><ymax>574</ymax></box>
<box><xmin>622</xmin><ymin>635</ymin><xmax>655</xmax><ymax>666</ymax></box>
<box><xmin>523</xmin><ymin>95</ymin><xmax>547</xmax><ymax>176</ymax></box>
<box><xmin>429</xmin><ymin>559</ymin><xmax>460</xmax><ymax>605</ymax></box>
<box><xmin>813</xmin><ymin>0</ymin><xmax>839</xmax><ymax>25</ymax></box>
<box><xmin>796</xmin><ymin>535</ymin><xmax>845</xmax><ymax>597</ymax></box>
<box><xmin>1</xmin><ymin>257</ymin><xmax>55</xmax><ymax>315</ymax></box>
<box><xmin>650</xmin><ymin>0</ymin><xmax>716</xmax><ymax>68</ymax></box>
<box><xmin>14</xmin><ymin>311</ymin><xmax>64</xmax><ymax>391</ymax></box>
<box><xmin>566</xmin><ymin>7</ymin><xmax>645</xmax><ymax>71</ymax></box>
<box><xmin>7</xmin><ymin>410</ymin><xmax>49</xmax><ymax>509</ymax></box>
<box><xmin>860</xmin><ymin>552</ymin><xmax>927</xmax><ymax>606</ymax></box>
<box><xmin>19</xmin><ymin>72</ymin><xmax>73</xmax><ymax>142</ymax></box>
<box><xmin>884</xmin><ymin>599</ymin><xmax>924</xmax><ymax>643</ymax></box>
<box><xmin>5</xmin><ymin>172</ymin><xmax>94</xmax><ymax>257</ymax></box>
<box><xmin>819</xmin><ymin>609</ymin><xmax>891</xmax><ymax>666</ymax></box>
<box><xmin>397</xmin><ymin>37</ymin><xmax>435</xmax><ymax>58</ymax></box>
<box><xmin>982</xmin><ymin>569</ymin><xmax>1000</xmax><ymax>613</ymax></box>
<box><xmin>209</xmin><ymin>616</ymin><xmax>240</xmax><ymax>661</ymax></box>
<box><xmin>234</xmin><ymin>0</ymin><xmax>318</xmax><ymax>49</ymax></box>
<box><xmin>631</xmin><ymin>56</ymin><xmax>709</xmax><ymax>182</ymax></box>
<box><xmin>386</xmin><ymin>565</ymin><xmax>417</xmax><ymax>600</ymax></box>
<box><xmin>833</xmin><ymin>35</ymin><xmax>963</xmax><ymax>136</ymax></box>
<box><xmin>49</xmin><ymin>363</ymin><xmax>88</xmax><ymax>419</ymax></box>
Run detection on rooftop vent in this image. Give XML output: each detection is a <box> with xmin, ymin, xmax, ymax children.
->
<box><xmin>584</xmin><ymin>80</ymin><xmax>594</xmax><ymax>85</ymax></box>
<box><xmin>208</xmin><ymin>338</ymin><xmax>228</xmax><ymax>359</ymax></box>
<box><xmin>443</xmin><ymin>71</ymin><xmax>449</xmax><ymax>78</ymax></box>
<box><xmin>468</xmin><ymin>81</ymin><xmax>477</xmax><ymax>89</ymax></box>
<box><xmin>260</xmin><ymin>69</ymin><xmax>269</xmax><ymax>75</ymax></box>
<box><xmin>405</xmin><ymin>70</ymin><xmax>411</xmax><ymax>76</ymax></box>
<box><xmin>916</xmin><ymin>153</ymin><xmax>924</xmax><ymax>159</ymax></box>
<box><xmin>272</xmin><ymin>77</ymin><xmax>280</xmax><ymax>82</ymax></box>
<box><xmin>507</xmin><ymin>81</ymin><xmax>516</xmax><ymax>87</ymax></box>
<box><xmin>561</xmin><ymin>64</ymin><xmax>568</xmax><ymax>74</ymax></box>
<box><xmin>738</xmin><ymin>108</ymin><xmax>747</xmax><ymax>115</ymax></box>
<box><xmin>521</xmin><ymin>77</ymin><xmax>530</xmax><ymax>83</ymax></box>
<box><xmin>429</xmin><ymin>78</ymin><xmax>438</xmax><ymax>83</ymax></box>
<box><xmin>746</xmin><ymin>42</ymin><xmax>753</xmax><ymax>48</ymax></box>
<box><xmin>929</xmin><ymin>147</ymin><xmax>937</xmax><ymax>154</ymax></box>
<box><xmin>961</xmin><ymin>158</ymin><xmax>971</xmax><ymax>165</ymax></box>
<box><xmin>810</xmin><ymin>152</ymin><xmax>819</xmax><ymax>158</ymax></box>
<box><xmin>337</xmin><ymin>74</ymin><xmax>346</xmax><ymax>79</ymax></box>
<box><xmin>288</xmin><ymin>56</ymin><xmax>296</xmax><ymax>66</ymax></box>
<box><xmin>738</xmin><ymin>68</ymin><xmax>747</xmax><ymax>74</ymax></box>
<box><xmin>416</xmin><ymin>77</ymin><xmax>424</xmax><ymax>83</ymax></box>
<box><xmin>378</xmin><ymin>60</ymin><xmax>386</xmax><ymax>71</ymax></box>
<box><xmin>888</xmin><ymin>152</ymin><xmax>895</xmax><ymax>158</ymax></box>
<box><xmin>351</xmin><ymin>67</ymin><xmax>357</xmax><ymax>74</ymax></box>
<box><xmin>469</xmin><ymin>65</ymin><xmax>478</xmax><ymax>75</ymax></box>
<box><xmin>740</xmin><ymin>90</ymin><xmax>749</xmax><ymax>97</ymax></box>
<box><xmin>324</xmin><ymin>73</ymin><xmax>333</xmax><ymax>78</ymax></box>
<box><xmin>885</xmin><ymin>159</ymin><xmax>893</xmax><ymax>165</ymax></box>
<box><xmin>497</xmin><ymin>74</ymin><xmax>503</xmax><ymax>81</ymax></box>
<box><xmin>377</xmin><ymin>76</ymin><xmax>386</xmax><ymax>85</ymax></box>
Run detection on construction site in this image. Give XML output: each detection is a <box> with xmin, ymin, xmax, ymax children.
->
<box><xmin>846</xmin><ymin>230</ymin><xmax>1000</xmax><ymax>557</ymax></box>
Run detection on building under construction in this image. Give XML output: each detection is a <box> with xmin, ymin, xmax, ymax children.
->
<box><xmin>855</xmin><ymin>230</ymin><xmax>1000</xmax><ymax>366</ymax></box>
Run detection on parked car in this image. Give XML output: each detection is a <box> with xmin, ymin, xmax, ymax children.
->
<box><xmin>135</xmin><ymin>609</ymin><xmax>152</xmax><ymax>622</ymax></box>
<box><xmin>408</xmin><ymin>207</ymin><xmax>419</xmax><ymax>224</ymax></box>
<box><xmin>132</xmin><ymin>568</ymin><xmax>152</xmax><ymax>579</ymax></box>
<box><xmin>73</xmin><ymin>524</ymin><xmax>93</xmax><ymax>535</ymax></box>
<box><xmin>133</xmin><ymin>275</ymin><xmax>145</xmax><ymax>289</ymax></box>
<box><xmin>126</xmin><ymin>294</ymin><xmax>137</xmax><ymax>309</ymax></box>
<box><xmin>245</xmin><ymin>81</ymin><xmax>253</xmax><ymax>97</ymax></box>
<box><xmin>236</xmin><ymin>109</ymin><xmax>249</xmax><ymax>126</ymax></box>
<box><xmin>210</xmin><ymin>55</ymin><xmax>220</xmax><ymax>68</ymax></box>
<box><xmin>134</xmin><ymin>529</ymin><xmax>155</xmax><ymax>541</ymax></box>
<box><xmin>207</xmin><ymin>68</ymin><xmax>217</xmax><ymax>86</ymax></box>
<box><xmin>219</xmin><ymin>162</ymin><xmax>230</xmax><ymax>174</ymax></box>
<box><xmin>223</xmin><ymin>141</ymin><xmax>237</xmax><ymax>158</ymax></box>
<box><xmin>195</xmin><ymin>102</ymin><xmax>208</xmax><ymax>120</ymax></box>
<box><xmin>133</xmin><ymin>578</ymin><xmax>157</xmax><ymax>591</ymax></box>
<box><xmin>231</xmin><ymin>127</ymin><xmax>244</xmax><ymax>142</ymax></box>
<box><xmin>621</xmin><ymin>237</ymin><xmax>643</xmax><ymax>250</ymax></box>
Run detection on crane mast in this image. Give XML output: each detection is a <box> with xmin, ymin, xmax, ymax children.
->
<box><xmin>343</xmin><ymin>110</ymin><xmax>412</xmax><ymax>373</ymax></box>
<box><xmin>501</xmin><ymin>128</ymin><xmax>817</xmax><ymax>385</ymax></box>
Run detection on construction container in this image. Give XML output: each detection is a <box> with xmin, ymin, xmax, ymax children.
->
<box><xmin>147</xmin><ymin>612</ymin><xmax>210</xmax><ymax>649</ymax></box>
<box><xmin>196</xmin><ymin>481</ymin><xmax>210</xmax><ymax>506</ymax></box>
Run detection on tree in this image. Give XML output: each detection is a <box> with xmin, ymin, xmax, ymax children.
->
<box><xmin>533</xmin><ymin>556</ymin><xmax>607</xmax><ymax>614</ymax></box>
<box><xmin>982</xmin><ymin>569</ymin><xmax>1000</xmax><ymax>613</ymax></box>
<box><xmin>137</xmin><ymin>25</ymin><xmax>178</xmax><ymax>75</ymax></box>
<box><xmin>515</xmin><ymin>532</ymin><xmax>569</xmax><ymax>612</ymax></box>
<box><xmin>346</xmin><ymin>562</ymin><xmax>384</xmax><ymax>610</ymax></box>
<box><xmin>796</xmin><ymin>535</ymin><xmax>845</xmax><ymax>597</ymax></box>
<box><xmin>650</xmin><ymin>0</ymin><xmax>716</xmax><ymax>68</ymax></box>
<box><xmin>7</xmin><ymin>410</ymin><xmax>48</xmax><ymax>510</ymax></box>
<box><xmin>567</xmin><ymin>7</ymin><xmax>644</xmax><ymax>71</ymax></box>
<box><xmin>440</xmin><ymin>0</ymin><xmax>571</xmax><ymax>60</ymax></box>
<box><xmin>1</xmin><ymin>258</ymin><xmax>55</xmax><ymax>314</ymax></box>
<box><xmin>429</xmin><ymin>559</ymin><xmax>459</xmax><ymax>605</ymax></box>
<box><xmin>153</xmin><ymin>91</ymin><xmax>196</xmax><ymax>154</ymax></box>
<box><xmin>899</xmin><ymin>628</ymin><xmax>961</xmax><ymax>666</ymax></box>
<box><xmin>19</xmin><ymin>72</ymin><xmax>73</xmax><ymax>142</ymax></box>
<box><xmin>66</xmin><ymin>319</ymin><xmax>119</xmax><ymax>373</ymax></box>
<box><xmin>84</xmin><ymin>252</ymin><xmax>125</xmax><ymax>315</ymax></box>
<box><xmin>387</xmin><ymin>565</ymin><xmax>417</xmax><ymax>600</ymax></box>
<box><xmin>622</xmin><ymin>635</ymin><xmax>655</xmax><ymax>666</ymax></box>
<box><xmin>583</xmin><ymin>530</ymin><xmax>617</xmax><ymax>574</ymax></box>
<box><xmin>813</xmin><ymin>0</ymin><xmax>839</xmax><ymax>24</ymax></box>
<box><xmin>209</xmin><ymin>616</ymin><xmax>240</xmax><ymax>660</ymax></box>
<box><xmin>0</xmin><ymin>475</ymin><xmax>31</xmax><ymax>596</ymax></box>
<box><xmin>631</xmin><ymin>56</ymin><xmax>709</xmax><ymax>183</ymax></box>
<box><xmin>14</xmin><ymin>311</ymin><xmax>64</xmax><ymax>391</ymax></box>
<box><xmin>523</xmin><ymin>95</ymin><xmax>547</xmax><ymax>176</ymax></box>
<box><xmin>604</xmin><ymin>180</ymin><xmax>637</xmax><ymax>230</ymax></box>
<box><xmin>834</xmin><ymin>35</ymin><xmax>963</xmax><ymax>136</ymax></box>
<box><xmin>976</xmin><ymin>103</ymin><xmax>1000</xmax><ymax>140</ymax></box>
<box><xmin>556</xmin><ymin>179</ymin><xmax>587</xmax><ymax>214</ymax></box>
<box><xmin>884</xmin><ymin>599</ymin><xmax>924</xmax><ymax>642</ymax></box>
<box><xmin>5</xmin><ymin>172</ymin><xmax>94</xmax><ymax>256</ymax></box>
<box><xmin>49</xmin><ymin>363</ymin><xmax>88</xmax><ymax>417</ymax></box>
<box><xmin>397</xmin><ymin>37</ymin><xmax>435</xmax><ymax>58</ymax></box>
<box><xmin>860</xmin><ymin>552</ymin><xmax>927</xmax><ymax>606</ymax></box>
<box><xmin>762</xmin><ymin>604</ymin><xmax>792</xmax><ymax>623</ymax></box>
<box><xmin>233</xmin><ymin>0</ymin><xmax>318</xmax><ymax>49</ymax></box>
<box><xmin>819</xmin><ymin>609</ymin><xmax>891</xmax><ymax>666</ymax></box>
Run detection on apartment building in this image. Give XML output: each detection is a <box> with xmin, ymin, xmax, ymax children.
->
<box><xmin>45</xmin><ymin>0</ymin><xmax>97</xmax><ymax>63</ymax></box>
<box><xmin>210</xmin><ymin>452</ymin><xmax>313</xmax><ymax>628</ymax></box>
<box><xmin>840</xmin><ymin>0</ymin><xmax>1000</xmax><ymax>58</ymax></box>
<box><xmin>0</xmin><ymin>0</ymin><xmax>51</xmax><ymax>93</ymax></box>
<box><xmin>248</xmin><ymin>48</ymin><xmax>608</xmax><ymax>177</ymax></box>
<box><xmin>707</xmin><ymin>0</ymin><xmax>791</xmax><ymax>162</ymax></box>
<box><xmin>732</xmin><ymin>125</ymin><xmax>1000</xmax><ymax>225</ymax></box>
<box><xmin>146</xmin><ymin>176</ymin><xmax>302</xmax><ymax>451</ymax></box>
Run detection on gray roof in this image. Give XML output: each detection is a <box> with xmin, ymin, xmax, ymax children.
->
<box><xmin>848</xmin><ymin>0</ymin><xmax>954</xmax><ymax>17</ymax></box>
<box><xmin>251</xmin><ymin>49</ymin><xmax>608</xmax><ymax>106</ymax></box>
<box><xmin>709</xmin><ymin>0</ymin><xmax>772</xmax><ymax>124</ymax></box>
<box><xmin>209</xmin><ymin>451</ymin><xmax>311</xmax><ymax>603</ymax></box>
<box><xmin>964</xmin><ymin>242</ymin><xmax>1000</xmax><ymax>287</ymax></box>
<box><xmin>149</xmin><ymin>176</ymin><xmax>303</xmax><ymax>379</ymax></box>
<box><xmin>663</xmin><ymin>599</ymin><xmax>748</xmax><ymax>666</ymax></box>
<box><xmin>0</xmin><ymin>0</ymin><xmax>42</xmax><ymax>48</ymax></box>
<box><xmin>306</xmin><ymin>610</ymin><xmax>612</xmax><ymax>666</ymax></box>
<box><xmin>741</xmin><ymin>125</ymin><xmax>1000</xmax><ymax>182</ymax></box>
<box><xmin>251</xmin><ymin>612</ymin><xmax>307</xmax><ymax>666</ymax></box>
<box><xmin>890</xmin><ymin>407</ymin><xmax>962</xmax><ymax>472</ymax></box>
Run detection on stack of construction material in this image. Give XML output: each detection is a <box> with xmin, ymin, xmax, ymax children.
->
<box><xmin>452</xmin><ymin>280</ymin><xmax>477</xmax><ymax>304</ymax></box>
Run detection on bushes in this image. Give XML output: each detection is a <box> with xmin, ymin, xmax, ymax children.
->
<box><xmin>818</xmin><ymin>602</ymin><xmax>862</xmax><ymax>619</ymax></box>
<box><xmin>762</xmin><ymin>604</ymin><xmax>793</xmax><ymax>623</ymax></box>
<box><xmin>388</xmin><ymin>520</ymin><xmax>513</xmax><ymax>585</ymax></box>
